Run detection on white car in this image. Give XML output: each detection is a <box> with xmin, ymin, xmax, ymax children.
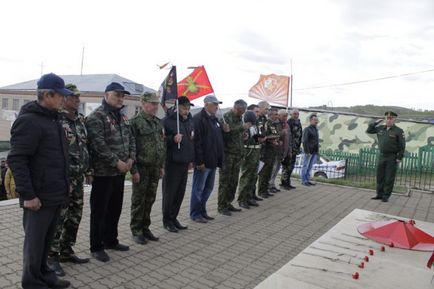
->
<box><xmin>292</xmin><ymin>154</ymin><xmax>346</xmax><ymax>179</ymax></box>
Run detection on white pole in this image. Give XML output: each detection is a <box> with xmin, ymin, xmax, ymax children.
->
<box><xmin>80</xmin><ymin>46</ymin><xmax>85</xmax><ymax>76</ymax></box>
<box><xmin>176</xmin><ymin>99</ymin><xmax>181</xmax><ymax>149</ymax></box>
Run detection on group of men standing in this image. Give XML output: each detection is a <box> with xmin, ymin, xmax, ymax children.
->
<box><xmin>6</xmin><ymin>72</ymin><xmax>321</xmax><ymax>289</ymax></box>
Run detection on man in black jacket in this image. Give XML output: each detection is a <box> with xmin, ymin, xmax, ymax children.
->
<box><xmin>190</xmin><ymin>95</ymin><xmax>227</xmax><ymax>223</ymax></box>
<box><xmin>301</xmin><ymin>114</ymin><xmax>319</xmax><ymax>186</ymax></box>
<box><xmin>8</xmin><ymin>73</ymin><xmax>73</xmax><ymax>289</ymax></box>
<box><xmin>162</xmin><ymin>96</ymin><xmax>194</xmax><ymax>232</ymax></box>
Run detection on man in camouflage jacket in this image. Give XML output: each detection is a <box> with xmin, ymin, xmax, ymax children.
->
<box><xmin>217</xmin><ymin>99</ymin><xmax>249</xmax><ymax>215</ymax></box>
<box><xmin>86</xmin><ymin>82</ymin><xmax>136</xmax><ymax>262</ymax></box>
<box><xmin>48</xmin><ymin>84</ymin><xmax>90</xmax><ymax>276</ymax></box>
<box><xmin>130</xmin><ymin>92</ymin><xmax>166</xmax><ymax>244</ymax></box>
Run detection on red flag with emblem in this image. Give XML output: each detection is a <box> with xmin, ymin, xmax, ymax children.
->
<box><xmin>177</xmin><ymin>66</ymin><xmax>214</xmax><ymax>100</ymax></box>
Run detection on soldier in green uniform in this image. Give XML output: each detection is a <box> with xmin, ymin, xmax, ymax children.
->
<box><xmin>48</xmin><ymin>84</ymin><xmax>90</xmax><ymax>276</ymax></box>
<box><xmin>258</xmin><ymin>108</ymin><xmax>281</xmax><ymax>198</ymax></box>
<box><xmin>130</xmin><ymin>92</ymin><xmax>166</xmax><ymax>244</ymax></box>
<box><xmin>217</xmin><ymin>99</ymin><xmax>249</xmax><ymax>215</ymax></box>
<box><xmin>86</xmin><ymin>82</ymin><xmax>136</xmax><ymax>262</ymax></box>
<box><xmin>237</xmin><ymin>110</ymin><xmax>260</xmax><ymax>209</ymax></box>
<box><xmin>367</xmin><ymin>111</ymin><xmax>406</xmax><ymax>202</ymax></box>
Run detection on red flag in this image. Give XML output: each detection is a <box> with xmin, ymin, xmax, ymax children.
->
<box><xmin>177</xmin><ymin>66</ymin><xmax>214</xmax><ymax>100</ymax></box>
<box><xmin>248</xmin><ymin>74</ymin><xmax>290</xmax><ymax>106</ymax></box>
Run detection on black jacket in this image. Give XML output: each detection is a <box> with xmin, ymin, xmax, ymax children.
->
<box><xmin>302</xmin><ymin>124</ymin><xmax>319</xmax><ymax>154</ymax></box>
<box><xmin>163</xmin><ymin>110</ymin><xmax>195</xmax><ymax>164</ymax></box>
<box><xmin>7</xmin><ymin>101</ymin><xmax>69</xmax><ymax>207</ymax></box>
<box><xmin>193</xmin><ymin>109</ymin><xmax>224</xmax><ymax>169</ymax></box>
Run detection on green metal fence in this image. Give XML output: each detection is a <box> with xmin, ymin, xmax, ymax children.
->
<box><xmin>319</xmin><ymin>146</ymin><xmax>434</xmax><ymax>193</ymax></box>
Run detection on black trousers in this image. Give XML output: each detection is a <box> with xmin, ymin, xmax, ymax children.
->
<box><xmin>90</xmin><ymin>175</ymin><xmax>125</xmax><ymax>252</ymax></box>
<box><xmin>162</xmin><ymin>162</ymin><xmax>189</xmax><ymax>224</ymax></box>
<box><xmin>22</xmin><ymin>206</ymin><xmax>61</xmax><ymax>289</ymax></box>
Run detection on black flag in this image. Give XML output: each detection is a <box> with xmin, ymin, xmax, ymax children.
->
<box><xmin>159</xmin><ymin>66</ymin><xmax>178</xmax><ymax>106</ymax></box>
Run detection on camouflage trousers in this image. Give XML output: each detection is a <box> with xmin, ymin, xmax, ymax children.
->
<box><xmin>281</xmin><ymin>153</ymin><xmax>297</xmax><ymax>186</ymax></box>
<box><xmin>238</xmin><ymin>148</ymin><xmax>260</xmax><ymax>202</ymax></box>
<box><xmin>131</xmin><ymin>166</ymin><xmax>161</xmax><ymax>236</ymax></box>
<box><xmin>258</xmin><ymin>149</ymin><xmax>277</xmax><ymax>196</ymax></box>
<box><xmin>218</xmin><ymin>153</ymin><xmax>243</xmax><ymax>210</ymax></box>
<box><xmin>50</xmin><ymin>175</ymin><xmax>84</xmax><ymax>256</ymax></box>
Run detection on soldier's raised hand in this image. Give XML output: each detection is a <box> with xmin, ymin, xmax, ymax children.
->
<box><xmin>174</xmin><ymin>134</ymin><xmax>183</xmax><ymax>144</ymax></box>
<box><xmin>223</xmin><ymin>123</ymin><xmax>230</xmax><ymax>132</ymax></box>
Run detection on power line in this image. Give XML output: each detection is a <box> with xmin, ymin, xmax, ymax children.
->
<box><xmin>295</xmin><ymin>68</ymin><xmax>434</xmax><ymax>91</ymax></box>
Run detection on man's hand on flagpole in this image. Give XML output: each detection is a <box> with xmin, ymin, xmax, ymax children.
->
<box><xmin>174</xmin><ymin>134</ymin><xmax>183</xmax><ymax>144</ymax></box>
<box><xmin>223</xmin><ymin>123</ymin><xmax>230</xmax><ymax>132</ymax></box>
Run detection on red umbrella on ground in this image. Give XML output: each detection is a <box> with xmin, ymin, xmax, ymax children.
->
<box><xmin>357</xmin><ymin>219</ymin><xmax>434</xmax><ymax>251</ymax></box>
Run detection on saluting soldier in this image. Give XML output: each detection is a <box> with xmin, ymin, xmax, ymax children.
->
<box><xmin>48</xmin><ymin>84</ymin><xmax>90</xmax><ymax>276</ymax></box>
<box><xmin>367</xmin><ymin>111</ymin><xmax>405</xmax><ymax>202</ymax></box>
<box><xmin>130</xmin><ymin>92</ymin><xmax>166</xmax><ymax>244</ymax></box>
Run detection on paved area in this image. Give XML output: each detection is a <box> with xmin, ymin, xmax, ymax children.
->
<box><xmin>1</xmin><ymin>175</ymin><xmax>434</xmax><ymax>289</ymax></box>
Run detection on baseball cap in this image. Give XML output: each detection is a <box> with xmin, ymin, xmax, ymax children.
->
<box><xmin>141</xmin><ymin>91</ymin><xmax>160</xmax><ymax>103</ymax></box>
<box><xmin>65</xmin><ymin>83</ymin><xmax>81</xmax><ymax>97</ymax></box>
<box><xmin>105</xmin><ymin>82</ymin><xmax>131</xmax><ymax>95</ymax></box>
<box><xmin>37</xmin><ymin>73</ymin><xmax>73</xmax><ymax>96</ymax></box>
<box><xmin>203</xmin><ymin>95</ymin><xmax>222</xmax><ymax>104</ymax></box>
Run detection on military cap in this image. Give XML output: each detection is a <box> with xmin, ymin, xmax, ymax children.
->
<box><xmin>384</xmin><ymin>111</ymin><xmax>398</xmax><ymax>117</ymax></box>
<box><xmin>65</xmin><ymin>83</ymin><xmax>81</xmax><ymax>96</ymax></box>
<box><xmin>141</xmin><ymin>91</ymin><xmax>160</xmax><ymax>103</ymax></box>
<box><xmin>203</xmin><ymin>95</ymin><xmax>222</xmax><ymax>104</ymax></box>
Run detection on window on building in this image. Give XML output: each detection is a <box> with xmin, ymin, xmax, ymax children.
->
<box><xmin>2</xmin><ymin>98</ymin><xmax>9</xmax><ymax>109</ymax></box>
<box><xmin>12</xmin><ymin>99</ymin><xmax>20</xmax><ymax>111</ymax></box>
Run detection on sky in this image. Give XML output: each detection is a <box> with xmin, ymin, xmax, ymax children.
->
<box><xmin>1</xmin><ymin>0</ymin><xmax>434</xmax><ymax>110</ymax></box>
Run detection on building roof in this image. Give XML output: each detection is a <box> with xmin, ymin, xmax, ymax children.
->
<box><xmin>0</xmin><ymin>74</ymin><xmax>154</xmax><ymax>96</ymax></box>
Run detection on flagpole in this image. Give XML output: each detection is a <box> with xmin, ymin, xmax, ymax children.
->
<box><xmin>176</xmin><ymin>99</ymin><xmax>181</xmax><ymax>149</ymax></box>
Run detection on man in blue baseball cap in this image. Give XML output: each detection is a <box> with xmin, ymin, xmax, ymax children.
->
<box><xmin>8</xmin><ymin>73</ymin><xmax>72</xmax><ymax>288</ymax></box>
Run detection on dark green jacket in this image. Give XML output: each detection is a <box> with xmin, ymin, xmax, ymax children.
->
<box><xmin>130</xmin><ymin>111</ymin><xmax>166</xmax><ymax>172</ymax></box>
<box><xmin>60</xmin><ymin>110</ymin><xmax>90</xmax><ymax>177</ymax></box>
<box><xmin>86</xmin><ymin>101</ymin><xmax>136</xmax><ymax>176</ymax></box>
<box><xmin>222</xmin><ymin>110</ymin><xmax>244</xmax><ymax>155</ymax></box>
<box><xmin>367</xmin><ymin>122</ymin><xmax>406</xmax><ymax>160</ymax></box>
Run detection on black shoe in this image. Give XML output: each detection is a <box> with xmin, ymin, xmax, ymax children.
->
<box><xmin>133</xmin><ymin>235</ymin><xmax>148</xmax><ymax>244</ymax></box>
<box><xmin>265</xmin><ymin>191</ymin><xmax>274</xmax><ymax>197</ymax></box>
<box><xmin>219</xmin><ymin>208</ymin><xmax>232</xmax><ymax>216</ymax></box>
<box><xmin>47</xmin><ymin>258</ymin><xmax>65</xmax><ymax>277</ymax></box>
<box><xmin>239</xmin><ymin>201</ymin><xmax>250</xmax><ymax>209</ymax></box>
<box><xmin>272</xmin><ymin>187</ymin><xmax>281</xmax><ymax>192</ymax></box>
<box><xmin>280</xmin><ymin>184</ymin><xmax>290</xmax><ymax>190</ymax></box>
<box><xmin>382</xmin><ymin>197</ymin><xmax>389</xmax><ymax>203</ymax></box>
<box><xmin>247</xmin><ymin>199</ymin><xmax>259</xmax><ymax>207</ymax></box>
<box><xmin>143</xmin><ymin>230</ymin><xmax>159</xmax><ymax>241</ymax></box>
<box><xmin>252</xmin><ymin>195</ymin><xmax>263</xmax><ymax>201</ymax></box>
<box><xmin>173</xmin><ymin>219</ymin><xmax>188</xmax><ymax>230</ymax></box>
<box><xmin>307</xmin><ymin>182</ymin><xmax>316</xmax><ymax>186</ymax></box>
<box><xmin>105</xmin><ymin>243</ymin><xmax>130</xmax><ymax>251</ymax></box>
<box><xmin>50</xmin><ymin>279</ymin><xmax>71</xmax><ymax>289</ymax></box>
<box><xmin>259</xmin><ymin>193</ymin><xmax>269</xmax><ymax>199</ymax></box>
<box><xmin>91</xmin><ymin>250</ymin><xmax>110</xmax><ymax>262</ymax></box>
<box><xmin>192</xmin><ymin>217</ymin><xmax>208</xmax><ymax>223</ymax></box>
<box><xmin>202</xmin><ymin>214</ymin><xmax>215</xmax><ymax>220</ymax></box>
<box><xmin>371</xmin><ymin>196</ymin><xmax>382</xmax><ymax>200</ymax></box>
<box><xmin>288</xmin><ymin>185</ymin><xmax>296</xmax><ymax>189</ymax></box>
<box><xmin>59</xmin><ymin>254</ymin><xmax>90</xmax><ymax>264</ymax></box>
<box><xmin>302</xmin><ymin>182</ymin><xmax>311</xmax><ymax>186</ymax></box>
<box><xmin>228</xmin><ymin>205</ymin><xmax>242</xmax><ymax>212</ymax></box>
<box><xmin>164</xmin><ymin>222</ymin><xmax>179</xmax><ymax>233</ymax></box>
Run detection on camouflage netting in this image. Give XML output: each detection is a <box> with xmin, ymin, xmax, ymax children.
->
<box><xmin>298</xmin><ymin>111</ymin><xmax>434</xmax><ymax>153</ymax></box>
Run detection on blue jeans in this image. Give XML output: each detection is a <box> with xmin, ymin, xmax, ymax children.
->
<box><xmin>190</xmin><ymin>168</ymin><xmax>216</xmax><ymax>220</ymax></box>
<box><xmin>301</xmin><ymin>153</ymin><xmax>318</xmax><ymax>183</ymax></box>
